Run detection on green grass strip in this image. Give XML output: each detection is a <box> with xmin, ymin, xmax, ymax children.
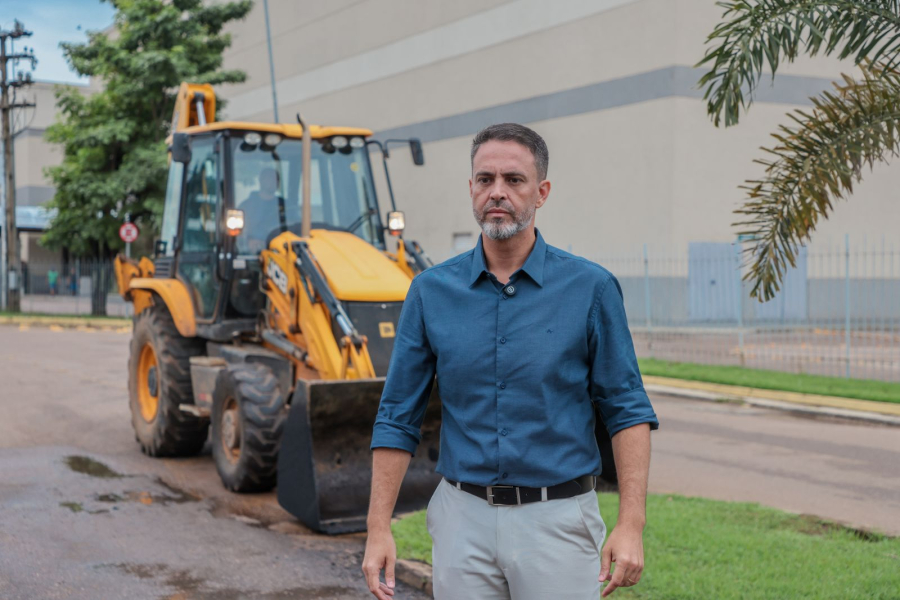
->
<box><xmin>639</xmin><ymin>358</ymin><xmax>900</xmax><ymax>404</ymax></box>
<box><xmin>393</xmin><ymin>492</ymin><xmax>900</xmax><ymax>599</ymax></box>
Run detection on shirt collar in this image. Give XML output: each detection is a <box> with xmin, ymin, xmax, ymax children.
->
<box><xmin>468</xmin><ymin>228</ymin><xmax>546</xmax><ymax>288</ymax></box>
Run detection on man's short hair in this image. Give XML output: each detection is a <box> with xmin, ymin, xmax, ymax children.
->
<box><xmin>470</xmin><ymin>123</ymin><xmax>549</xmax><ymax>180</ymax></box>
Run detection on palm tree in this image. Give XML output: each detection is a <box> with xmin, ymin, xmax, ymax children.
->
<box><xmin>697</xmin><ymin>1</ymin><xmax>900</xmax><ymax>301</ymax></box>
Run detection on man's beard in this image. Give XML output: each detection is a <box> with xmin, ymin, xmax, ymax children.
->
<box><xmin>474</xmin><ymin>200</ymin><xmax>535</xmax><ymax>241</ymax></box>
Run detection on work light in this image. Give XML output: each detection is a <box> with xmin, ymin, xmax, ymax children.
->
<box><xmin>226</xmin><ymin>209</ymin><xmax>245</xmax><ymax>236</ymax></box>
<box><xmin>387</xmin><ymin>211</ymin><xmax>405</xmax><ymax>236</ymax></box>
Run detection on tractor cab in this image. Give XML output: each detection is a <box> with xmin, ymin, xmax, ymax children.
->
<box><xmin>152</xmin><ymin>120</ymin><xmax>423</xmax><ymax>342</ymax></box>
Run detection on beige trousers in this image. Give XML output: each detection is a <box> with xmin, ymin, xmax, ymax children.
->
<box><xmin>426</xmin><ymin>478</ymin><xmax>606</xmax><ymax>599</ymax></box>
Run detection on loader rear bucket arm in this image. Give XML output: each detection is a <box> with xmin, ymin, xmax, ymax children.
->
<box><xmin>114</xmin><ymin>254</ymin><xmax>155</xmax><ymax>301</ymax></box>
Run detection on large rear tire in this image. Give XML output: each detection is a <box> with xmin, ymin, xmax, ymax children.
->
<box><xmin>211</xmin><ymin>363</ymin><xmax>287</xmax><ymax>492</ymax></box>
<box><xmin>128</xmin><ymin>304</ymin><xmax>208</xmax><ymax>456</ymax></box>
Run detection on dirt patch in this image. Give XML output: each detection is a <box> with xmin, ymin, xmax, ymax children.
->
<box><xmin>205</xmin><ymin>495</ymin><xmax>297</xmax><ymax>531</ymax></box>
<box><xmin>64</xmin><ymin>455</ymin><xmax>123</xmax><ymax>479</ymax></box>
<box><xmin>154</xmin><ymin>478</ymin><xmax>202</xmax><ymax>502</ymax></box>
<box><xmin>126</xmin><ymin>490</ymin><xmax>198</xmax><ymax>506</ymax></box>
<box><xmin>714</xmin><ymin>396</ymin><xmax>744</xmax><ymax>405</ymax></box>
<box><xmin>791</xmin><ymin>514</ymin><xmax>888</xmax><ymax>542</ymax></box>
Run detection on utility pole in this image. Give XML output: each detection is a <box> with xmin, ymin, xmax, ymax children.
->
<box><xmin>0</xmin><ymin>20</ymin><xmax>36</xmax><ymax>312</ymax></box>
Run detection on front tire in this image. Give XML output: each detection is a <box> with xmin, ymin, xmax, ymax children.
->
<box><xmin>128</xmin><ymin>304</ymin><xmax>208</xmax><ymax>456</ymax></box>
<box><xmin>211</xmin><ymin>363</ymin><xmax>287</xmax><ymax>492</ymax></box>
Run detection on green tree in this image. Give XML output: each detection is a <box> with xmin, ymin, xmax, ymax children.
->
<box><xmin>43</xmin><ymin>0</ymin><xmax>252</xmax><ymax>314</ymax></box>
<box><xmin>698</xmin><ymin>1</ymin><xmax>900</xmax><ymax>301</ymax></box>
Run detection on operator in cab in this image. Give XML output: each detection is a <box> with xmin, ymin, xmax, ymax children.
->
<box><xmin>238</xmin><ymin>167</ymin><xmax>300</xmax><ymax>253</ymax></box>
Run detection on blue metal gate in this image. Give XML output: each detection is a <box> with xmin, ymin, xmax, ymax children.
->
<box><xmin>688</xmin><ymin>242</ymin><xmax>741</xmax><ymax>322</ymax></box>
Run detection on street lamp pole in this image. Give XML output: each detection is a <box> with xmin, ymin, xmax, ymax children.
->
<box><xmin>262</xmin><ymin>0</ymin><xmax>279</xmax><ymax>123</ymax></box>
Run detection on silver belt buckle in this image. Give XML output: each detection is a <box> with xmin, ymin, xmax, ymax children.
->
<box><xmin>486</xmin><ymin>485</ymin><xmax>520</xmax><ymax>506</ymax></box>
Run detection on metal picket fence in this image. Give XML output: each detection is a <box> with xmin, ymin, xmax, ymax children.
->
<box><xmin>15</xmin><ymin>235</ymin><xmax>900</xmax><ymax>382</ymax></box>
<box><xmin>19</xmin><ymin>258</ymin><xmax>131</xmax><ymax>317</ymax></box>
<box><xmin>587</xmin><ymin>235</ymin><xmax>900</xmax><ymax>383</ymax></box>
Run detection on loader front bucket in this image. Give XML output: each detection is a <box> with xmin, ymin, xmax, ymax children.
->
<box><xmin>277</xmin><ymin>378</ymin><xmax>442</xmax><ymax>534</ymax></box>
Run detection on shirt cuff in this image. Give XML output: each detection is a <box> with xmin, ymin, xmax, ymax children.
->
<box><xmin>596</xmin><ymin>386</ymin><xmax>660</xmax><ymax>437</ymax></box>
<box><xmin>370</xmin><ymin>417</ymin><xmax>422</xmax><ymax>455</ymax></box>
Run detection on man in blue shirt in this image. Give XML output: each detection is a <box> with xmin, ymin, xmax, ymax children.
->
<box><xmin>363</xmin><ymin>123</ymin><xmax>659</xmax><ymax>600</ymax></box>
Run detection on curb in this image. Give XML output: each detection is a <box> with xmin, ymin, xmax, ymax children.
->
<box><xmin>643</xmin><ymin>376</ymin><xmax>900</xmax><ymax>426</ymax></box>
<box><xmin>395</xmin><ymin>559</ymin><xmax>433</xmax><ymax>597</ymax></box>
<box><xmin>0</xmin><ymin>315</ymin><xmax>131</xmax><ymax>331</ymax></box>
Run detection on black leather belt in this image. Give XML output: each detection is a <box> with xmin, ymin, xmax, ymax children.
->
<box><xmin>444</xmin><ymin>475</ymin><xmax>596</xmax><ymax>506</ymax></box>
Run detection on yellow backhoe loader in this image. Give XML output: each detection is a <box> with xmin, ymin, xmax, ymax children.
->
<box><xmin>115</xmin><ymin>83</ymin><xmax>440</xmax><ymax>533</ymax></box>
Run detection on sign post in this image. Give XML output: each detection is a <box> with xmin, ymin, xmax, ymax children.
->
<box><xmin>119</xmin><ymin>221</ymin><xmax>139</xmax><ymax>258</ymax></box>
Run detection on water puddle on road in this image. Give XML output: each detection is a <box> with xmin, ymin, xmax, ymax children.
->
<box><xmin>59</xmin><ymin>501</ymin><xmax>109</xmax><ymax>515</ymax></box>
<box><xmin>95</xmin><ymin>489</ymin><xmax>198</xmax><ymax>506</ymax></box>
<box><xmin>105</xmin><ymin>563</ymin><xmax>355</xmax><ymax>599</ymax></box>
<box><xmin>64</xmin><ymin>455</ymin><xmax>123</xmax><ymax>479</ymax></box>
<box><xmin>93</xmin><ymin>479</ymin><xmax>200</xmax><ymax>507</ymax></box>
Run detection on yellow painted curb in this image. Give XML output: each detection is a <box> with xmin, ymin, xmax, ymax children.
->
<box><xmin>644</xmin><ymin>375</ymin><xmax>900</xmax><ymax>417</ymax></box>
<box><xmin>0</xmin><ymin>315</ymin><xmax>131</xmax><ymax>331</ymax></box>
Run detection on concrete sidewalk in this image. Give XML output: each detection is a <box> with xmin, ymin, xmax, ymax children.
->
<box><xmin>643</xmin><ymin>375</ymin><xmax>900</xmax><ymax>425</ymax></box>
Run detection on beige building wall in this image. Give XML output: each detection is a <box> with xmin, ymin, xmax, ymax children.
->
<box><xmin>210</xmin><ymin>0</ymin><xmax>899</xmax><ymax>261</ymax></box>
<box><xmin>12</xmin><ymin>81</ymin><xmax>91</xmax><ymax>208</ymax></box>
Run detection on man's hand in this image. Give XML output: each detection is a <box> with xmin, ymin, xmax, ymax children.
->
<box><xmin>599</xmin><ymin>523</ymin><xmax>644</xmax><ymax>596</ymax></box>
<box><xmin>364</xmin><ymin>449</ymin><xmax>411</xmax><ymax>599</ymax></box>
<box><xmin>362</xmin><ymin>528</ymin><xmax>397</xmax><ymax>599</ymax></box>
<box><xmin>599</xmin><ymin>422</ymin><xmax>651</xmax><ymax>596</ymax></box>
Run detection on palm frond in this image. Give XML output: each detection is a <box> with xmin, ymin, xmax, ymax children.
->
<box><xmin>698</xmin><ymin>0</ymin><xmax>900</xmax><ymax>126</ymax></box>
<box><xmin>736</xmin><ymin>62</ymin><xmax>900</xmax><ymax>301</ymax></box>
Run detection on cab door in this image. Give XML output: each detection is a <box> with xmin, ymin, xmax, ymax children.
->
<box><xmin>177</xmin><ymin>136</ymin><xmax>222</xmax><ymax>320</ymax></box>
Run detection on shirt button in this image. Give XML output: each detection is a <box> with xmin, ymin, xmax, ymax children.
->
<box><xmin>498</xmin><ymin>382</ymin><xmax>506</xmax><ymax>389</ymax></box>
<box><xmin>502</xmin><ymin>473</ymin><xmax>509</xmax><ymax>479</ymax></box>
<box><xmin>500</xmin><ymin>337</ymin><xmax>506</xmax><ymax>344</ymax></box>
<box><xmin>500</xmin><ymin>429</ymin><xmax>508</xmax><ymax>436</ymax></box>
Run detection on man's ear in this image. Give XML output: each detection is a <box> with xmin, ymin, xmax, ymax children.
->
<box><xmin>535</xmin><ymin>180</ymin><xmax>551</xmax><ymax>209</ymax></box>
<box><xmin>469</xmin><ymin>178</ymin><xmax>474</xmax><ymax>198</ymax></box>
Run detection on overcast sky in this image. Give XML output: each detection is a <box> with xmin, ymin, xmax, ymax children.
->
<box><xmin>4</xmin><ymin>0</ymin><xmax>115</xmax><ymax>85</ymax></box>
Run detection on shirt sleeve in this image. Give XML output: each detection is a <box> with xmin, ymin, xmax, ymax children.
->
<box><xmin>588</xmin><ymin>274</ymin><xmax>660</xmax><ymax>437</ymax></box>
<box><xmin>370</xmin><ymin>277</ymin><xmax>437</xmax><ymax>455</ymax></box>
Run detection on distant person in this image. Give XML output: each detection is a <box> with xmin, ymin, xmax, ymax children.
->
<box><xmin>238</xmin><ymin>167</ymin><xmax>300</xmax><ymax>253</ymax></box>
<box><xmin>69</xmin><ymin>270</ymin><xmax>78</xmax><ymax>296</ymax></box>
<box><xmin>47</xmin><ymin>269</ymin><xmax>59</xmax><ymax>296</ymax></box>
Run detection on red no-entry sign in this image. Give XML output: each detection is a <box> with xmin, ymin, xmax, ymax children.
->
<box><xmin>119</xmin><ymin>222</ymin><xmax>139</xmax><ymax>243</ymax></box>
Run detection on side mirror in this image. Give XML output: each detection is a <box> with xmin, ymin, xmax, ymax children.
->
<box><xmin>409</xmin><ymin>138</ymin><xmax>424</xmax><ymax>166</ymax></box>
<box><xmin>171</xmin><ymin>133</ymin><xmax>192</xmax><ymax>164</ymax></box>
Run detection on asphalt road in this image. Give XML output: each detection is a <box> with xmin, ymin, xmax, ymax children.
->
<box><xmin>0</xmin><ymin>325</ymin><xmax>897</xmax><ymax>599</ymax></box>
<box><xmin>647</xmin><ymin>393</ymin><xmax>900</xmax><ymax>536</ymax></box>
<box><xmin>0</xmin><ymin>325</ymin><xmax>428</xmax><ymax>600</ymax></box>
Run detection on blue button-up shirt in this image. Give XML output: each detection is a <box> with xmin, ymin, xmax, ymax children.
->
<box><xmin>371</xmin><ymin>229</ymin><xmax>659</xmax><ymax>487</ymax></box>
